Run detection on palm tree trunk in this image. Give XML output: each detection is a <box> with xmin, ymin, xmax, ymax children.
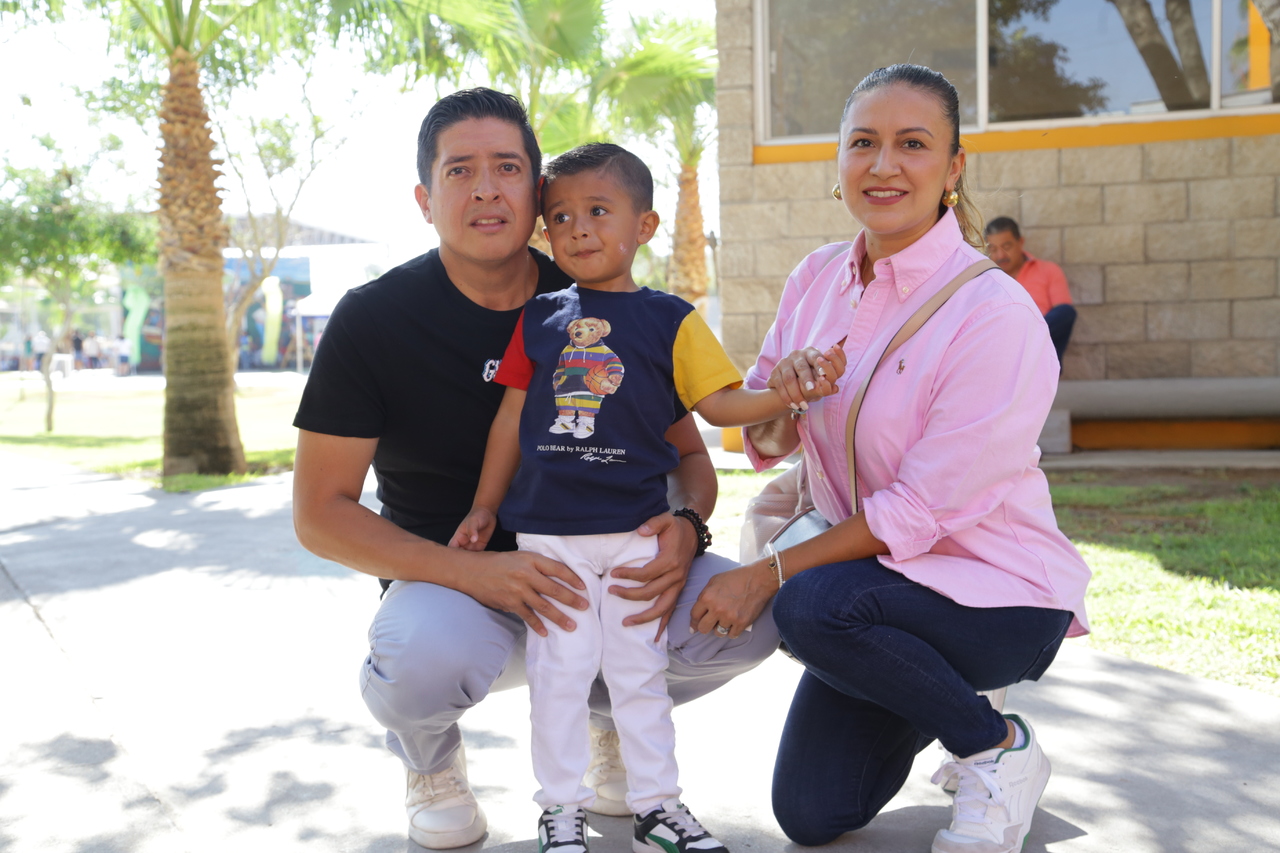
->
<box><xmin>1108</xmin><ymin>0</ymin><xmax>1199</xmax><ymax>109</ymax></box>
<box><xmin>1164</xmin><ymin>0</ymin><xmax>1210</xmax><ymax>105</ymax></box>
<box><xmin>668</xmin><ymin>160</ymin><xmax>709</xmax><ymax>314</ymax></box>
<box><xmin>157</xmin><ymin>49</ymin><xmax>246</xmax><ymax>475</ymax></box>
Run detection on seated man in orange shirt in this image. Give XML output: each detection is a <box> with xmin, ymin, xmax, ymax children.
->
<box><xmin>985</xmin><ymin>216</ymin><xmax>1076</xmax><ymax>366</ymax></box>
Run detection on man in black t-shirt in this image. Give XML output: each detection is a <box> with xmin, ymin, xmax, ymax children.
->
<box><xmin>292</xmin><ymin>88</ymin><xmax>779</xmax><ymax>849</ymax></box>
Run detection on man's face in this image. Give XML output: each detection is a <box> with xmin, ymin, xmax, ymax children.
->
<box><xmin>986</xmin><ymin>229</ymin><xmax>1026</xmax><ymax>274</ymax></box>
<box><xmin>415</xmin><ymin>117</ymin><xmax>538</xmax><ymax>267</ymax></box>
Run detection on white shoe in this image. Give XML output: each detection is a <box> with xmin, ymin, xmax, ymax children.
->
<box><xmin>584</xmin><ymin>725</ymin><xmax>630</xmax><ymax>816</ymax></box>
<box><xmin>573</xmin><ymin>418</ymin><xmax>595</xmax><ymax>439</ymax></box>
<box><xmin>931</xmin><ymin>715</ymin><xmax>1051</xmax><ymax>853</ymax></box>
<box><xmin>550</xmin><ymin>416</ymin><xmax>575</xmax><ymax>434</ymax></box>
<box><xmin>538</xmin><ymin>805</ymin><xmax>589</xmax><ymax>853</ymax></box>
<box><xmin>937</xmin><ymin>687</ymin><xmax>1008</xmax><ymax>795</ymax></box>
<box><xmin>406</xmin><ymin>744</ymin><xmax>488</xmax><ymax>849</ymax></box>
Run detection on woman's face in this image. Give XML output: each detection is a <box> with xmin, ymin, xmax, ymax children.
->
<box><xmin>837</xmin><ymin>84</ymin><xmax>964</xmax><ymax>254</ymax></box>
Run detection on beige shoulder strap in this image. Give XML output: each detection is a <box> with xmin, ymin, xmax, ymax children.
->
<box><xmin>843</xmin><ymin>259</ymin><xmax>998</xmax><ymax>509</ymax></box>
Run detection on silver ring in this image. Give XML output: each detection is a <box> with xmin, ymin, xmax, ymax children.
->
<box><xmin>714</xmin><ymin>624</ymin><xmax>729</xmax><ymax>636</ymax></box>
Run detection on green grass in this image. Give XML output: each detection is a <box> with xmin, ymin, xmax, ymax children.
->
<box><xmin>1051</xmin><ymin>476</ymin><xmax>1280</xmax><ymax>696</ymax></box>
<box><xmin>0</xmin><ymin>373</ymin><xmax>304</xmax><ymax>487</ymax></box>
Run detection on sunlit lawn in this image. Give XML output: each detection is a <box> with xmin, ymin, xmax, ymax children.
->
<box><xmin>3</xmin><ymin>373</ymin><xmax>1277</xmax><ymax>697</ymax></box>
<box><xmin>1047</xmin><ymin>472</ymin><xmax>1280</xmax><ymax>697</ymax></box>
<box><xmin>0</xmin><ymin>371</ymin><xmax>303</xmax><ymax>489</ymax></box>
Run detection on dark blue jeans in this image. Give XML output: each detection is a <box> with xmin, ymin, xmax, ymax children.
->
<box><xmin>1044</xmin><ymin>303</ymin><xmax>1077</xmax><ymax>365</ymax></box>
<box><xmin>770</xmin><ymin>558</ymin><xmax>1072</xmax><ymax>846</ymax></box>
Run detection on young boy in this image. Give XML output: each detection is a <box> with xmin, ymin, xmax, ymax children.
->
<box><xmin>451</xmin><ymin>143</ymin><xmax>842</xmax><ymax>853</ymax></box>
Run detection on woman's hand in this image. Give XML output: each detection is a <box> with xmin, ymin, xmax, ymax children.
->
<box><xmin>689</xmin><ymin>560</ymin><xmax>778</xmax><ymax>640</ymax></box>
<box><xmin>768</xmin><ymin>343</ymin><xmax>847</xmax><ymax>411</ymax></box>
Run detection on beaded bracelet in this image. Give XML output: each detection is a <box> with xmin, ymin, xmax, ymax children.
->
<box><xmin>672</xmin><ymin>507</ymin><xmax>712</xmax><ymax>558</ymax></box>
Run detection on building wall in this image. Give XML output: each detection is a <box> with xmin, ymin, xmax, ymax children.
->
<box><xmin>715</xmin><ymin>0</ymin><xmax>1280</xmax><ymax>382</ymax></box>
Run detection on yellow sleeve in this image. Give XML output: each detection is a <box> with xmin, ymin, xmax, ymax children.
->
<box><xmin>672</xmin><ymin>310</ymin><xmax>743</xmax><ymax>412</ymax></box>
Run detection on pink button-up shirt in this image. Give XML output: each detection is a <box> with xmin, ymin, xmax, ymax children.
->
<box><xmin>744</xmin><ymin>210</ymin><xmax>1090</xmax><ymax>637</ymax></box>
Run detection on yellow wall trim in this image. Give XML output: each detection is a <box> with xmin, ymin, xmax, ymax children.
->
<box><xmin>1250</xmin><ymin>1</ymin><xmax>1272</xmax><ymax>92</ymax></box>
<box><xmin>753</xmin><ymin>113</ymin><xmax>1280</xmax><ymax>164</ymax></box>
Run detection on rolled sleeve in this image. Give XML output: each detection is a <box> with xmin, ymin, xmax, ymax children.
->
<box><xmin>863</xmin><ymin>302</ymin><xmax>1057</xmax><ymax>560</ymax></box>
<box><xmin>741</xmin><ymin>250</ymin><xmax>836</xmax><ymax>472</ymax></box>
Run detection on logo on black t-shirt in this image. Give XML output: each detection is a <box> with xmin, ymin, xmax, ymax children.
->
<box><xmin>482</xmin><ymin>358</ymin><xmax>500</xmax><ymax>382</ymax></box>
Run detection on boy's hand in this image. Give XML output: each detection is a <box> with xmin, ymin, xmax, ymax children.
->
<box><xmin>449</xmin><ymin>507</ymin><xmax>496</xmax><ymax>551</ymax></box>
<box><xmin>769</xmin><ymin>342</ymin><xmax>847</xmax><ymax>411</ymax></box>
<box><xmin>810</xmin><ymin>342</ymin><xmax>846</xmax><ymax>397</ymax></box>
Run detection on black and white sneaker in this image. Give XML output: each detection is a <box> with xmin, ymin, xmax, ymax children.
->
<box><xmin>538</xmin><ymin>805</ymin><xmax>588</xmax><ymax>853</ymax></box>
<box><xmin>633</xmin><ymin>799</ymin><xmax>728</xmax><ymax>853</ymax></box>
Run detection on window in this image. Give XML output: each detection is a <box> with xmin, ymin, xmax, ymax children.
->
<box><xmin>765</xmin><ymin>0</ymin><xmax>977</xmax><ymax>139</ymax></box>
<box><xmin>760</xmin><ymin>0</ymin><xmax>1280</xmax><ymax>142</ymax></box>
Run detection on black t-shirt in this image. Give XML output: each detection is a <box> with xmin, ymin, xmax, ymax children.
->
<box><xmin>293</xmin><ymin>247</ymin><xmax>572</xmax><ymax>555</ymax></box>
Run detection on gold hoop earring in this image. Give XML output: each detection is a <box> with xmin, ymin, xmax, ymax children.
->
<box><xmin>832</xmin><ymin>183</ymin><xmax>843</xmax><ymax>201</ymax></box>
<box><xmin>942</xmin><ymin>188</ymin><xmax>960</xmax><ymax>207</ymax></box>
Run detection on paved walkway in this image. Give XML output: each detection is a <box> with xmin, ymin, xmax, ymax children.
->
<box><xmin>2</xmin><ymin>449</ymin><xmax>1279</xmax><ymax>852</ymax></box>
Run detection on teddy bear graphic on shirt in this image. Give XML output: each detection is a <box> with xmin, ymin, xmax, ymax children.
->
<box><xmin>550</xmin><ymin>317</ymin><xmax>624</xmax><ymax>440</ymax></box>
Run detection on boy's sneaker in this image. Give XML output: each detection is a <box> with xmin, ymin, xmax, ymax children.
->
<box><xmin>538</xmin><ymin>805</ymin><xmax>589</xmax><ymax>853</ymax></box>
<box><xmin>633</xmin><ymin>799</ymin><xmax>729</xmax><ymax>853</ymax></box>
<box><xmin>931</xmin><ymin>715</ymin><xmax>1050</xmax><ymax>853</ymax></box>
<box><xmin>584</xmin><ymin>725</ymin><xmax>630</xmax><ymax>816</ymax></box>
<box><xmin>936</xmin><ymin>687</ymin><xmax>1009</xmax><ymax>795</ymax></box>
<box><xmin>406</xmin><ymin>743</ymin><xmax>487</xmax><ymax>849</ymax></box>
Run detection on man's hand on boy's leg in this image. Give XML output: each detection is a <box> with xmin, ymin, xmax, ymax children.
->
<box><xmin>609</xmin><ymin>510</ymin><xmax>697</xmax><ymax>638</ymax></box>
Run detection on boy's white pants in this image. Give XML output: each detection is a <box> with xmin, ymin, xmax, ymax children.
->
<box><xmin>518</xmin><ymin>531</ymin><xmax>678</xmax><ymax>816</ymax></box>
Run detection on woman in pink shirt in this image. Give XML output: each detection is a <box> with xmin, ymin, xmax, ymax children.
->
<box><xmin>690</xmin><ymin>65</ymin><xmax>1090</xmax><ymax>853</ymax></box>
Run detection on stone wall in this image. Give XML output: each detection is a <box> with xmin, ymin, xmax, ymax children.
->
<box><xmin>715</xmin><ymin>0</ymin><xmax>1280</xmax><ymax>381</ymax></box>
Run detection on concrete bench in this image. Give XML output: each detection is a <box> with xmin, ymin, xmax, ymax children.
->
<box><xmin>1040</xmin><ymin>378</ymin><xmax>1280</xmax><ymax>453</ymax></box>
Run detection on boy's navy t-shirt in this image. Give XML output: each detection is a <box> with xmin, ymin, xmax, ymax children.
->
<box><xmin>494</xmin><ymin>285</ymin><xmax>741</xmax><ymax>536</ymax></box>
<box><xmin>293</xmin><ymin>247</ymin><xmax>571</xmax><ymax>552</ymax></box>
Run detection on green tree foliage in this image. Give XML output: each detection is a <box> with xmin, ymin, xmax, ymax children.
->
<box><xmin>0</xmin><ymin>0</ymin><xmax>515</xmax><ymax>475</ymax></box>
<box><xmin>0</xmin><ymin>141</ymin><xmax>156</xmax><ymax>431</ymax></box>
<box><xmin>597</xmin><ymin>15</ymin><xmax>717</xmax><ymax>308</ymax></box>
<box><xmin>989</xmin><ymin>28</ymin><xmax>1108</xmax><ymax>121</ymax></box>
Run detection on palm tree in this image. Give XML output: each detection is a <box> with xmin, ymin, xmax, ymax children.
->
<box><xmin>597</xmin><ymin>16</ymin><xmax>717</xmax><ymax>311</ymax></box>
<box><xmin>438</xmin><ymin>0</ymin><xmax>611</xmax><ymax>253</ymax></box>
<box><xmin>2</xmin><ymin>0</ymin><xmax>515</xmax><ymax>475</ymax></box>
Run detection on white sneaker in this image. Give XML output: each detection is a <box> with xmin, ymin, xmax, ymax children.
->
<box><xmin>930</xmin><ymin>715</ymin><xmax>1051</xmax><ymax>853</ymax></box>
<box><xmin>573</xmin><ymin>418</ymin><xmax>595</xmax><ymax>439</ymax></box>
<box><xmin>538</xmin><ymin>805</ymin><xmax>589</xmax><ymax>853</ymax></box>
<box><xmin>937</xmin><ymin>688</ymin><xmax>1008</xmax><ymax>795</ymax></box>
<box><xmin>584</xmin><ymin>725</ymin><xmax>630</xmax><ymax>816</ymax></box>
<box><xmin>406</xmin><ymin>744</ymin><xmax>488</xmax><ymax>849</ymax></box>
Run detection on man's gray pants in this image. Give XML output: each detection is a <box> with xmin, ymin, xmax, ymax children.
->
<box><xmin>359</xmin><ymin>552</ymin><xmax>779</xmax><ymax>775</ymax></box>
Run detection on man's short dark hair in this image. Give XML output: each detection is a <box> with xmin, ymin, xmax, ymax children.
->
<box><xmin>984</xmin><ymin>216</ymin><xmax>1022</xmax><ymax>240</ymax></box>
<box><xmin>542</xmin><ymin>143</ymin><xmax>654</xmax><ymax>213</ymax></box>
<box><xmin>416</xmin><ymin>88</ymin><xmax>541</xmax><ymax>188</ymax></box>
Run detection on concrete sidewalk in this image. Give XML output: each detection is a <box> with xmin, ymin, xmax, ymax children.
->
<box><xmin>2</xmin><ymin>453</ymin><xmax>1279</xmax><ymax>852</ymax></box>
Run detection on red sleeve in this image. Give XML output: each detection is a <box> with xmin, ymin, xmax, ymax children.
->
<box><xmin>494</xmin><ymin>310</ymin><xmax>534</xmax><ymax>390</ymax></box>
<box><xmin>1047</xmin><ymin>262</ymin><xmax>1073</xmax><ymax>307</ymax></box>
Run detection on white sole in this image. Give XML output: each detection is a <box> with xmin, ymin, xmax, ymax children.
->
<box><xmin>408</xmin><ymin>810</ymin><xmax>488</xmax><ymax>849</ymax></box>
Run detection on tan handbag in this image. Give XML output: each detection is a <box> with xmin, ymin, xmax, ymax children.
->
<box><xmin>738</xmin><ymin>259</ymin><xmax>997</xmax><ymax>563</ymax></box>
